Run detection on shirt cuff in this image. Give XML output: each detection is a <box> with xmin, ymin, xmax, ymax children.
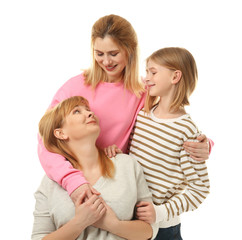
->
<box><xmin>153</xmin><ymin>203</ymin><xmax>168</xmax><ymax>223</ymax></box>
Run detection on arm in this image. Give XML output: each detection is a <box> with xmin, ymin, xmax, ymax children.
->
<box><xmin>32</xmin><ymin>180</ymin><xmax>106</xmax><ymax>240</ymax></box>
<box><xmin>93</xmin><ymin>157</ymin><xmax>158</xmax><ymax>240</ymax></box>
<box><xmin>38</xmin><ymin>135</ymin><xmax>88</xmax><ymax>195</ymax></box>
<box><xmin>93</xmin><ymin>202</ymin><xmax>153</xmax><ymax>240</ymax></box>
<box><xmin>38</xmin><ymin>75</ymin><xmax>97</xmax><ymax>199</ymax></box>
<box><xmin>155</xmin><ymin>136</ymin><xmax>210</xmax><ymax>222</ymax></box>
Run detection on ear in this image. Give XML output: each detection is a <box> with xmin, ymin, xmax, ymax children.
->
<box><xmin>54</xmin><ymin>128</ymin><xmax>68</xmax><ymax>140</ymax></box>
<box><xmin>171</xmin><ymin>70</ymin><xmax>182</xmax><ymax>85</ymax></box>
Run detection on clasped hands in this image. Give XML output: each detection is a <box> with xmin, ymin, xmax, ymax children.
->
<box><xmin>71</xmin><ymin>184</ymin><xmax>118</xmax><ymax>231</ymax></box>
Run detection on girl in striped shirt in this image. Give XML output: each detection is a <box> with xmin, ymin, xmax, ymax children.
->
<box><xmin>129</xmin><ymin>47</ymin><xmax>210</xmax><ymax>240</ymax></box>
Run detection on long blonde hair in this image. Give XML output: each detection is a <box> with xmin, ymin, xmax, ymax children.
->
<box><xmin>144</xmin><ymin>47</ymin><xmax>198</xmax><ymax>113</ymax></box>
<box><xmin>84</xmin><ymin>14</ymin><xmax>144</xmax><ymax>97</ymax></box>
<box><xmin>39</xmin><ymin>96</ymin><xmax>115</xmax><ymax>178</ymax></box>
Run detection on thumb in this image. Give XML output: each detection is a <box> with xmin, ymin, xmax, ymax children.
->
<box><xmin>197</xmin><ymin>134</ymin><xmax>206</xmax><ymax>142</ymax></box>
<box><xmin>91</xmin><ymin>186</ymin><xmax>100</xmax><ymax>195</ymax></box>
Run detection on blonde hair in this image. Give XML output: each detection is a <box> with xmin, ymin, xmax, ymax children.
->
<box><xmin>39</xmin><ymin>96</ymin><xmax>115</xmax><ymax>178</ymax></box>
<box><xmin>144</xmin><ymin>47</ymin><xmax>198</xmax><ymax>113</ymax></box>
<box><xmin>84</xmin><ymin>14</ymin><xmax>144</xmax><ymax>97</ymax></box>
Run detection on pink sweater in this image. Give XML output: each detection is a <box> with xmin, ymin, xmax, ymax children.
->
<box><xmin>38</xmin><ymin>73</ymin><xmax>145</xmax><ymax>194</ymax></box>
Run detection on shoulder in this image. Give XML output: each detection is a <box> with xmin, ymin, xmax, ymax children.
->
<box><xmin>35</xmin><ymin>175</ymin><xmax>62</xmax><ymax>196</ymax></box>
<box><xmin>111</xmin><ymin>154</ymin><xmax>142</xmax><ymax>173</ymax></box>
<box><xmin>112</xmin><ymin>153</ymin><xmax>136</xmax><ymax>164</ymax></box>
<box><xmin>177</xmin><ymin>114</ymin><xmax>200</xmax><ymax>140</ymax></box>
<box><xmin>62</xmin><ymin>72</ymin><xmax>86</xmax><ymax>87</ymax></box>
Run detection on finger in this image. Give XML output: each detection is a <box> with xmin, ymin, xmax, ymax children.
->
<box><xmin>185</xmin><ymin>144</ymin><xmax>208</xmax><ymax>154</ymax></box>
<box><xmin>107</xmin><ymin>148</ymin><xmax>113</xmax><ymax>158</ymax></box>
<box><xmin>136</xmin><ymin>201</ymin><xmax>149</xmax><ymax>207</ymax></box>
<box><xmin>136</xmin><ymin>206</ymin><xmax>149</xmax><ymax>213</ymax></box>
<box><xmin>85</xmin><ymin>187</ymin><xmax>94</xmax><ymax>199</ymax></box>
<box><xmin>190</xmin><ymin>155</ymin><xmax>207</xmax><ymax>161</ymax></box>
<box><xmin>196</xmin><ymin>134</ymin><xmax>207</xmax><ymax>142</ymax></box>
<box><xmin>136</xmin><ymin>215</ymin><xmax>149</xmax><ymax>222</ymax></box>
<box><xmin>87</xmin><ymin>194</ymin><xmax>100</xmax><ymax>204</ymax></box>
<box><xmin>93</xmin><ymin>199</ymin><xmax>103</xmax><ymax>210</ymax></box>
<box><xmin>116</xmin><ymin>149</ymin><xmax>122</xmax><ymax>153</ymax></box>
<box><xmin>75</xmin><ymin>191</ymin><xmax>86</xmax><ymax>207</ymax></box>
<box><xmin>111</xmin><ymin>147</ymin><xmax>117</xmax><ymax>157</ymax></box>
<box><xmin>184</xmin><ymin>147</ymin><xmax>202</xmax><ymax>155</ymax></box>
<box><xmin>104</xmin><ymin>148</ymin><xmax>108</xmax><ymax>156</ymax></box>
<box><xmin>136</xmin><ymin>211</ymin><xmax>149</xmax><ymax>217</ymax></box>
<box><xmin>99</xmin><ymin>205</ymin><xmax>107</xmax><ymax>216</ymax></box>
<box><xmin>97</xmin><ymin>202</ymin><xmax>106</xmax><ymax>215</ymax></box>
<box><xmin>183</xmin><ymin>141</ymin><xmax>203</xmax><ymax>149</ymax></box>
<box><xmin>91</xmin><ymin>187</ymin><xmax>100</xmax><ymax>195</ymax></box>
<box><xmin>100</xmin><ymin>198</ymin><xmax>109</xmax><ymax>208</ymax></box>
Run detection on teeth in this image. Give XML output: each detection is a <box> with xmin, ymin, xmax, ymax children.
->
<box><xmin>106</xmin><ymin>65</ymin><xmax>116</xmax><ymax>70</ymax></box>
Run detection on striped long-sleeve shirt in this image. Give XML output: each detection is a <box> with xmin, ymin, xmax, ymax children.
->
<box><xmin>129</xmin><ymin>108</ymin><xmax>210</xmax><ymax>228</ymax></box>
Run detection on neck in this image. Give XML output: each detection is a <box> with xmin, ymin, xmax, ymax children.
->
<box><xmin>68</xmin><ymin>139</ymin><xmax>99</xmax><ymax>172</ymax></box>
<box><xmin>106</xmin><ymin>73</ymin><xmax>123</xmax><ymax>83</ymax></box>
<box><xmin>154</xmin><ymin>98</ymin><xmax>186</xmax><ymax>119</ymax></box>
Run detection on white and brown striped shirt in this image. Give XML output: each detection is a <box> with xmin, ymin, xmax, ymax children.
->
<box><xmin>129</xmin><ymin>107</ymin><xmax>210</xmax><ymax>228</ymax></box>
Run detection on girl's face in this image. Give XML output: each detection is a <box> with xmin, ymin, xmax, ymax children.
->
<box><xmin>59</xmin><ymin>105</ymin><xmax>100</xmax><ymax>141</ymax></box>
<box><xmin>94</xmin><ymin>36</ymin><xmax>127</xmax><ymax>82</ymax></box>
<box><xmin>145</xmin><ymin>59</ymin><xmax>175</xmax><ymax>97</ymax></box>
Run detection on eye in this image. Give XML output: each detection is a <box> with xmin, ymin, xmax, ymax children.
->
<box><xmin>110</xmin><ymin>52</ymin><xmax>118</xmax><ymax>57</ymax></box>
<box><xmin>95</xmin><ymin>51</ymin><xmax>104</xmax><ymax>57</ymax></box>
<box><xmin>73</xmin><ymin>109</ymin><xmax>80</xmax><ymax>114</ymax></box>
<box><xmin>151</xmin><ymin>72</ymin><xmax>157</xmax><ymax>75</ymax></box>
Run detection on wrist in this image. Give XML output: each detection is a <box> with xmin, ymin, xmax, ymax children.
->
<box><xmin>108</xmin><ymin>219</ymin><xmax>120</xmax><ymax>234</ymax></box>
<box><xmin>72</xmin><ymin>216</ymin><xmax>89</xmax><ymax>230</ymax></box>
<box><xmin>153</xmin><ymin>204</ymin><xmax>168</xmax><ymax>223</ymax></box>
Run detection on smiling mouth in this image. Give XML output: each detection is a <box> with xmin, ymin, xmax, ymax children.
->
<box><xmin>87</xmin><ymin>120</ymin><xmax>97</xmax><ymax>124</ymax></box>
<box><xmin>105</xmin><ymin>65</ymin><xmax>117</xmax><ymax>71</ymax></box>
<box><xmin>147</xmin><ymin>84</ymin><xmax>155</xmax><ymax>88</ymax></box>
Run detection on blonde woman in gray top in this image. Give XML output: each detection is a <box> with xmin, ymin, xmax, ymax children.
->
<box><xmin>32</xmin><ymin>96</ymin><xmax>158</xmax><ymax>240</ymax></box>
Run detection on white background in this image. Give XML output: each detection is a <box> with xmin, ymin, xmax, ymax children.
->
<box><xmin>1</xmin><ymin>0</ymin><xmax>241</xmax><ymax>239</ymax></box>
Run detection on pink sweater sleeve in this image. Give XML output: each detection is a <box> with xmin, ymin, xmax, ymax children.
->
<box><xmin>208</xmin><ymin>138</ymin><xmax>214</xmax><ymax>154</ymax></box>
<box><xmin>38</xmin><ymin>74</ymin><xmax>89</xmax><ymax>195</ymax></box>
<box><xmin>38</xmin><ymin>135</ymin><xmax>88</xmax><ymax>195</ymax></box>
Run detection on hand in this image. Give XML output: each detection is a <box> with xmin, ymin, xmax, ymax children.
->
<box><xmin>104</xmin><ymin>144</ymin><xmax>122</xmax><ymax>158</ymax></box>
<box><xmin>70</xmin><ymin>183</ymin><xmax>100</xmax><ymax>204</ymax></box>
<box><xmin>92</xmin><ymin>200</ymin><xmax>118</xmax><ymax>231</ymax></box>
<box><xmin>135</xmin><ymin>201</ymin><xmax>156</xmax><ymax>224</ymax></box>
<box><xmin>183</xmin><ymin>134</ymin><xmax>209</xmax><ymax>161</ymax></box>
<box><xmin>74</xmin><ymin>192</ymin><xmax>106</xmax><ymax>228</ymax></box>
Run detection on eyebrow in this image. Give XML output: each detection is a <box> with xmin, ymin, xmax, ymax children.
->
<box><xmin>94</xmin><ymin>49</ymin><xmax>119</xmax><ymax>53</ymax></box>
<box><xmin>147</xmin><ymin>67</ymin><xmax>157</xmax><ymax>71</ymax></box>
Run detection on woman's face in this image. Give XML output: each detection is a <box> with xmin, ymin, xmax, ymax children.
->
<box><xmin>59</xmin><ymin>105</ymin><xmax>100</xmax><ymax>141</ymax></box>
<box><xmin>94</xmin><ymin>36</ymin><xmax>127</xmax><ymax>82</ymax></box>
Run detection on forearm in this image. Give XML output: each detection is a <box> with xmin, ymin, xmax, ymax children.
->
<box><xmin>43</xmin><ymin>217</ymin><xmax>86</xmax><ymax>240</ymax></box>
<box><xmin>38</xmin><ymin>134</ymin><xmax>88</xmax><ymax>194</ymax></box>
<box><xmin>110</xmin><ymin>220</ymin><xmax>153</xmax><ymax>240</ymax></box>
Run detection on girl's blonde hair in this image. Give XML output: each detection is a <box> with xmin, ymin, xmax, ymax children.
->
<box><xmin>144</xmin><ymin>47</ymin><xmax>198</xmax><ymax>113</ymax></box>
<box><xmin>39</xmin><ymin>96</ymin><xmax>115</xmax><ymax>178</ymax></box>
<box><xmin>84</xmin><ymin>14</ymin><xmax>144</xmax><ymax>97</ymax></box>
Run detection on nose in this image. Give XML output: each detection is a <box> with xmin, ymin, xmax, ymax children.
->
<box><xmin>144</xmin><ymin>75</ymin><xmax>150</xmax><ymax>83</ymax></box>
<box><xmin>87</xmin><ymin>111</ymin><xmax>94</xmax><ymax>118</ymax></box>
<box><xmin>103</xmin><ymin>55</ymin><xmax>112</xmax><ymax>66</ymax></box>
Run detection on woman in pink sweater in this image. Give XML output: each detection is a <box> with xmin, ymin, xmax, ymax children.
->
<box><xmin>38</xmin><ymin>14</ymin><xmax>211</xmax><ymax>202</ymax></box>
